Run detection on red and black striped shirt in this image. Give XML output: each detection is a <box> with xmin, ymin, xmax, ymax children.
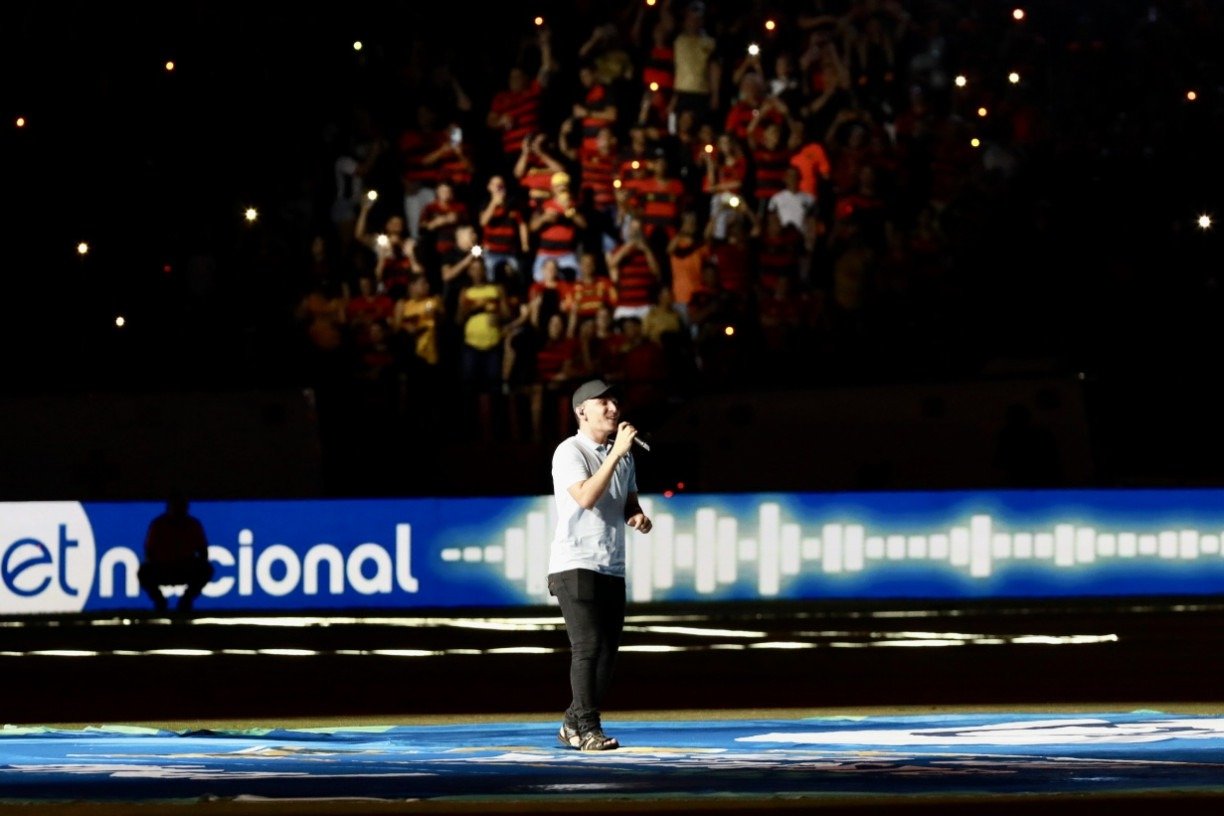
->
<box><xmin>571</xmin><ymin>277</ymin><xmax>615</xmax><ymax>317</ymax></box>
<box><xmin>398</xmin><ymin>130</ymin><xmax>444</xmax><ymax>186</ymax></box>
<box><xmin>536</xmin><ymin>337</ymin><xmax>576</xmax><ymax>382</ymax></box>
<box><xmin>752</xmin><ymin>146</ymin><xmax>793</xmax><ymax>203</ymax></box>
<box><xmin>612</xmin><ymin>245</ymin><xmax>657</xmax><ymax>307</ymax></box>
<box><xmin>437</xmin><ymin>144</ymin><xmax>473</xmax><ymax>188</ymax></box>
<box><xmin>642</xmin><ymin>45</ymin><xmax>675</xmax><ymax>91</ymax></box>
<box><xmin>537</xmin><ymin>200</ymin><xmax>578</xmax><ymax>256</ymax></box>
<box><xmin>490</xmin><ymin>78</ymin><xmax>543</xmax><ymax>156</ymax></box>
<box><xmin>419</xmin><ymin>201</ymin><xmax>469</xmax><ymax>256</ymax></box>
<box><xmin>629</xmin><ymin>178</ymin><xmax>685</xmax><ymax>238</ymax></box>
<box><xmin>581</xmin><ymin>151</ymin><xmax>617</xmax><ymax>211</ymax></box>
<box><xmin>757</xmin><ymin>227</ymin><xmax>803</xmax><ymax>292</ymax></box>
<box><xmin>618</xmin><ymin>151</ymin><xmax>654</xmax><ymax>184</ymax></box>
<box><xmin>581</xmin><ymin>84</ymin><xmax>614</xmax><ymax>158</ymax></box>
<box><xmin>483</xmin><ymin>205</ymin><xmax>524</xmax><ymax>256</ymax></box>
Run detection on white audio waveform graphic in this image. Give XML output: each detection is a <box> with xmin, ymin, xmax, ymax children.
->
<box><xmin>439</xmin><ymin>500</ymin><xmax>1224</xmax><ymax>603</ymax></box>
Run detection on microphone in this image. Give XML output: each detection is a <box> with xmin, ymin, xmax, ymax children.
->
<box><xmin>612</xmin><ymin>427</ymin><xmax>652</xmax><ymax>452</ymax></box>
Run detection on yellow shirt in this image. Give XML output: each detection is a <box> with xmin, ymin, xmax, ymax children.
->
<box><xmin>462</xmin><ymin>284</ymin><xmax>503</xmax><ymax>351</ymax></box>
<box><xmin>673</xmin><ymin>32</ymin><xmax>716</xmax><ymax>94</ymax></box>
<box><xmin>399</xmin><ymin>296</ymin><xmax>442</xmax><ymax>365</ymax></box>
<box><xmin>643</xmin><ymin>307</ymin><xmax>683</xmax><ymax>343</ymax></box>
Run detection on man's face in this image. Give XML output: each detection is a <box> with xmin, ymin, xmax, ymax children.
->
<box><xmin>579</xmin><ymin>396</ymin><xmax>620</xmax><ymax>432</ymax></box>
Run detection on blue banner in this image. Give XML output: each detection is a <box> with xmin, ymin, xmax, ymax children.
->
<box><xmin>3</xmin><ymin>489</ymin><xmax>1224</xmax><ymax>614</ymax></box>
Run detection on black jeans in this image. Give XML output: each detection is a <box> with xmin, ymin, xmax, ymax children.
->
<box><xmin>138</xmin><ymin>560</ymin><xmax>215</xmax><ymax>611</ymax></box>
<box><xmin>548</xmin><ymin>568</ymin><xmax>626</xmax><ymax>732</ymax></box>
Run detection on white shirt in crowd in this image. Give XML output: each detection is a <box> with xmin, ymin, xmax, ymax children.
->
<box><xmin>768</xmin><ymin>188</ymin><xmax>816</xmax><ymax>232</ymax></box>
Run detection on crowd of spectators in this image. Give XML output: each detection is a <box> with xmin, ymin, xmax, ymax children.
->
<box><xmin>288</xmin><ymin>0</ymin><xmax>1211</xmax><ymax>443</ymax></box>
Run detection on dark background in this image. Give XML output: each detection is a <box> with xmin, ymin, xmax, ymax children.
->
<box><xmin>2</xmin><ymin>1</ymin><xmax>1222</xmax><ymax>504</ymax></box>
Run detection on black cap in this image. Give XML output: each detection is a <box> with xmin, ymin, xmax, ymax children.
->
<box><xmin>572</xmin><ymin>379</ymin><xmax>616</xmax><ymax>410</ymax></box>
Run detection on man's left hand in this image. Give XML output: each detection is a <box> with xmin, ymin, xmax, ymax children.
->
<box><xmin>627</xmin><ymin>514</ymin><xmax>652</xmax><ymax>534</ymax></box>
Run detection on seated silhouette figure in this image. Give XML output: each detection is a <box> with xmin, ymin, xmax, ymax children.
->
<box><xmin>137</xmin><ymin>494</ymin><xmax>215</xmax><ymax>613</ymax></box>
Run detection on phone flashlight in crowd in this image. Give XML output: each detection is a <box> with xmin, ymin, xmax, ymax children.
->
<box><xmin>534</xmin><ymin>16</ymin><xmax>544</xmax><ymax>26</ymax></box>
<box><xmin>244</xmin><ymin>207</ymin><xmax>259</xmax><ymax>224</ymax></box>
<box><xmin>650</xmin><ymin>81</ymin><xmax>660</xmax><ymax>92</ymax></box>
<box><xmin>376</xmin><ymin>234</ymin><xmax>391</xmax><ymax>249</ymax></box>
<box><xmin>366</xmin><ymin>189</ymin><xmax>379</xmax><ymax>202</ymax></box>
<box><xmin>450</xmin><ymin>127</ymin><xmax>463</xmax><ymax>146</ymax></box>
<box><xmin>728</xmin><ymin>195</ymin><xmax>741</xmax><ymax>209</ymax></box>
<box><xmin>747</xmin><ymin>43</ymin><xmax>760</xmax><ymax>56</ymax></box>
<box><xmin>471</xmin><ymin>245</ymin><xmax>484</xmax><ymax>258</ymax></box>
<box><xmin>704</xmin><ymin>143</ymin><xmax>714</xmax><ymax>154</ymax></box>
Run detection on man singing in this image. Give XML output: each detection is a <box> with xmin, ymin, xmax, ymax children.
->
<box><xmin>548</xmin><ymin>379</ymin><xmax>653</xmax><ymax>751</ymax></box>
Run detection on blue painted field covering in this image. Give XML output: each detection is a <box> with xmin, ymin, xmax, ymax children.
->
<box><xmin>2</xmin><ymin>712</ymin><xmax>1224</xmax><ymax>804</ymax></box>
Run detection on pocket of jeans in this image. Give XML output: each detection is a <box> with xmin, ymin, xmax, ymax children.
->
<box><xmin>572</xmin><ymin>569</ymin><xmax>596</xmax><ymax>601</ymax></box>
<box><xmin>550</xmin><ymin>568</ymin><xmax>596</xmax><ymax>601</ymax></box>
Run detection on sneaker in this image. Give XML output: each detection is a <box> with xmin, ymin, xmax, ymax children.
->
<box><xmin>577</xmin><ymin>727</ymin><xmax>619</xmax><ymax>751</ymax></box>
<box><xmin>557</xmin><ymin>722</ymin><xmax>582</xmax><ymax>749</ymax></box>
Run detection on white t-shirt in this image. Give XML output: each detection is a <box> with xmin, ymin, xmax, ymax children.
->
<box><xmin>768</xmin><ymin>189</ymin><xmax>816</xmax><ymax>232</ymax></box>
<box><xmin>548</xmin><ymin>432</ymin><xmax>637</xmax><ymax>577</ymax></box>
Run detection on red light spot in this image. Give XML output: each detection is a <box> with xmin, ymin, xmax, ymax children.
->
<box><xmin>676</xmin><ymin>482</ymin><xmax>686</xmax><ymax>490</ymax></box>
<box><xmin>162</xmin><ymin>264</ymin><xmax>173</xmax><ymax>274</ymax></box>
<box><xmin>663</xmin><ymin>490</ymin><xmax>674</xmax><ymax>498</ymax></box>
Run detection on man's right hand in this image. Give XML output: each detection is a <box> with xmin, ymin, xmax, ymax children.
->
<box><xmin>611</xmin><ymin>422</ymin><xmax>637</xmax><ymax>457</ymax></box>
